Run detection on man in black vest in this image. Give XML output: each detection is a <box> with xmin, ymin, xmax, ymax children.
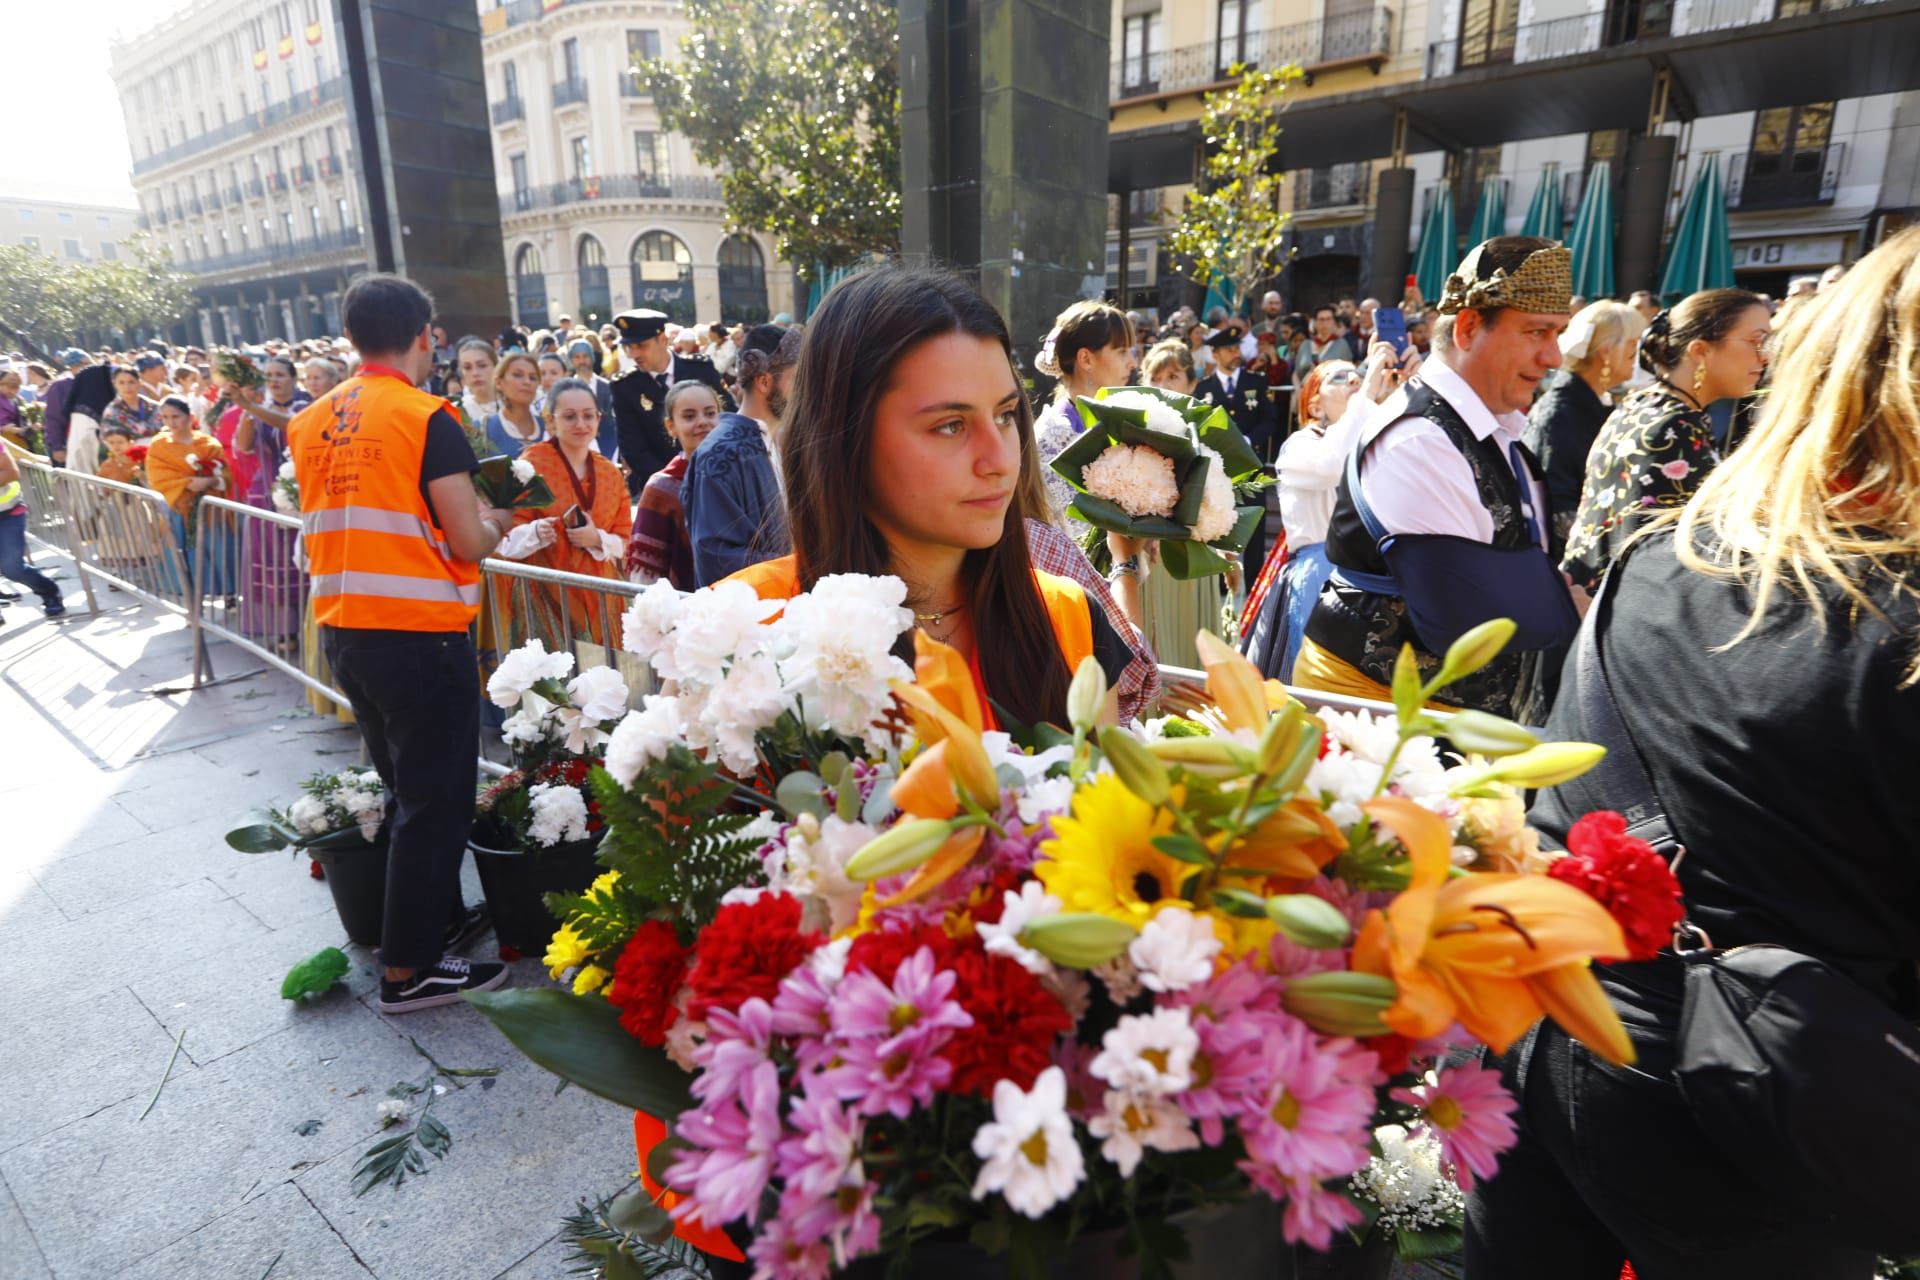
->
<box><xmin>609</xmin><ymin>309</ymin><xmax>734</xmax><ymax>494</ymax></box>
<box><xmin>1294</xmin><ymin>237</ymin><xmax>1576</xmax><ymax>721</ymax></box>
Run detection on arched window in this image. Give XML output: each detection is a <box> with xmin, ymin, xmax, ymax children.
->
<box><xmin>629</xmin><ymin>231</ymin><xmax>695</xmax><ymax>326</ymax></box>
<box><xmin>576</xmin><ymin>234</ymin><xmax>610</xmax><ymax>324</ymax></box>
<box><xmin>716</xmin><ymin>234</ymin><xmax>769</xmax><ymax>324</ymax></box>
<box><xmin>514</xmin><ymin>243</ymin><xmax>546</xmax><ymax>326</ymax></box>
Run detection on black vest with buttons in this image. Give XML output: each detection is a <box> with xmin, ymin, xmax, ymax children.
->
<box><xmin>1304</xmin><ymin>379</ymin><xmax>1543</xmax><ymax>720</ymax></box>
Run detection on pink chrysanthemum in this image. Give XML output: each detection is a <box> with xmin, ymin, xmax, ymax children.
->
<box><xmin>1278</xmin><ymin>1175</ymin><xmax>1366</xmax><ymax>1250</ymax></box>
<box><xmin>1177</xmin><ymin>1014</ymin><xmax>1276</xmax><ymax>1145</ymax></box>
<box><xmin>669</xmin><ymin>1059</ymin><xmax>784</xmax><ymax>1228</ymax></box>
<box><xmin>1392</xmin><ymin>1061</ymin><xmax>1519</xmax><ymax>1191</ymax></box>
<box><xmin>747</xmin><ymin>1214</ymin><xmax>835</xmax><ymax>1280</ymax></box>
<box><xmin>1237</xmin><ymin>1018</ymin><xmax>1375</xmax><ymax>1183</ymax></box>
<box><xmin>827</xmin><ymin>946</ymin><xmax>972</xmax><ymax>1118</ymax></box>
<box><xmin>691</xmin><ymin>997</ymin><xmax>775</xmax><ymax>1102</ymax></box>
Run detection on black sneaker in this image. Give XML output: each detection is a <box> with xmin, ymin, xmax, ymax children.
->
<box><xmin>443</xmin><ymin>903</ymin><xmax>491</xmax><ymax>951</ymax></box>
<box><xmin>376</xmin><ymin>954</ymin><xmax>508</xmax><ymax>1014</ymax></box>
<box><xmin>43</xmin><ymin>597</ymin><xmax>66</xmax><ymax>618</ymax></box>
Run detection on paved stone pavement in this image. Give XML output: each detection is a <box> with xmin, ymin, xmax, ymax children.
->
<box><xmin>1</xmin><ymin>573</ymin><xmax>636</xmax><ymax>1280</ymax></box>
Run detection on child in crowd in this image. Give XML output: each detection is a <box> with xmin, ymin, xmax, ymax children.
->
<box><xmin>95</xmin><ymin>425</ymin><xmax>146</xmax><ymax>486</ymax></box>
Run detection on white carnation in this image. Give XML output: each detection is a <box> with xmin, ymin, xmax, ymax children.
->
<box><xmin>567</xmin><ymin>664</ymin><xmax>630</xmax><ymax>724</ymax></box>
<box><xmin>488</xmin><ymin>639</ymin><xmax>575</xmax><ymax>709</ymax></box>
<box><xmin>1188</xmin><ymin>444</ymin><xmax>1238</xmax><ymax>544</ymax></box>
<box><xmin>510</xmin><ymin>457</ymin><xmax>536</xmax><ymax>484</ymax></box>
<box><xmin>270</xmin><ymin>487</ymin><xmax>299</xmax><ymax>515</ymax></box>
<box><xmin>1081</xmin><ymin>444</ymin><xmax>1179</xmax><ymax>519</ymax></box>
<box><xmin>377</xmin><ymin>1098</ymin><xmax>409</xmax><ymax>1127</ymax></box>
<box><xmin>655</xmin><ymin>580</ymin><xmax>781</xmax><ymax>688</ymax></box>
<box><xmin>603</xmin><ymin>695</ymin><xmax>684</xmax><ymax>788</ymax></box>
<box><xmin>620</xmin><ymin>578</ymin><xmax>687</xmax><ymax>664</ymax></box>
<box><xmin>703</xmin><ymin>651</ymin><xmax>786</xmax><ymax>774</ymax></box>
<box><xmin>500</xmin><ymin>690</ymin><xmax>559</xmax><ymax>746</ymax></box>
<box><xmin>771</xmin><ymin>814</ymin><xmax>876</xmax><ymax>934</ymax></box>
<box><xmin>277</xmin><ymin>459</ymin><xmax>297</xmax><ymax>481</ymax></box>
<box><xmin>1127</xmin><ymin>906</ymin><xmax>1223</xmax><ymax>993</ymax></box>
<box><xmin>771</xmin><ymin>574</ymin><xmax>913</xmax><ymax>743</ymax></box>
<box><xmin>526</xmin><ymin>782</ymin><xmax>591</xmax><ymax>848</ymax></box>
<box><xmin>1100</xmin><ymin>389</ymin><xmax>1191</xmax><ymax>439</ymax></box>
<box><xmin>287</xmin><ymin>794</ymin><xmax>328</xmax><ymax>836</ymax></box>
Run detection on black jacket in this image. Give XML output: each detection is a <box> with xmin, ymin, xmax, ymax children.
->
<box><xmin>1197</xmin><ymin>367</ymin><xmax>1278</xmax><ymax>451</ymax></box>
<box><xmin>1521</xmin><ymin>369</ymin><xmax>1609</xmax><ymax>552</ymax></box>
<box><xmin>611</xmin><ymin>353</ymin><xmax>734</xmax><ymax>492</ymax></box>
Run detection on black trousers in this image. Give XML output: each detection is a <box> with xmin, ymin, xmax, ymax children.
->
<box><xmin>321</xmin><ymin>626</ymin><xmax>479</xmax><ymax>971</ymax></box>
<box><xmin>1466</xmin><ymin>1019</ymin><xmax>1878</xmax><ymax>1279</ymax></box>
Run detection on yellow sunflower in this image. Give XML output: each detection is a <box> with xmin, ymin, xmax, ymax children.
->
<box><xmin>1036</xmin><ymin>773</ymin><xmax>1191</xmax><ymax>927</ymax></box>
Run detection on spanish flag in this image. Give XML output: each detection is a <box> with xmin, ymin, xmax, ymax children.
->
<box><xmin>252</xmin><ymin>48</ymin><xmax>268</xmax><ymax>70</ymax></box>
<box><xmin>277</xmin><ymin>36</ymin><xmax>295</xmax><ymax>59</ymax></box>
<box><xmin>542</xmin><ymin>0</ymin><xmax>565</xmax><ymax>11</ymax></box>
<box><xmin>305</xmin><ymin>21</ymin><xmax>322</xmax><ymax>44</ymax></box>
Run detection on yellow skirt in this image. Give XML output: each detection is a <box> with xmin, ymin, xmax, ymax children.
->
<box><xmin>1292</xmin><ymin>638</ymin><xmax>1464</xmax><ymax>713</ymax></box>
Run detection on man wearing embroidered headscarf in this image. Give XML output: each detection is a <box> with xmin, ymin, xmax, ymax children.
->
<box><xmin>1293</xmin><ymin>236</ymin><xmax>1577</xmax><ymax>721</ymax></box>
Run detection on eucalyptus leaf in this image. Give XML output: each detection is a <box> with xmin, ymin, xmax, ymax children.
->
<box><xmin>607</xmin><ymin>1185</ymin><xmax>673</xmax><ymax>1239</ymax></box>
<box><xmin>773</xmin><ymin>770</ymin><xmax>828</xmax><ymax>820</ymax></box>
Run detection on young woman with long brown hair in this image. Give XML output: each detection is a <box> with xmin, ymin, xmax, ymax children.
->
<box><xmin>727</xmin><ymin>266</ymin><xmax>1133</xmax><ymax>729</ymax></box>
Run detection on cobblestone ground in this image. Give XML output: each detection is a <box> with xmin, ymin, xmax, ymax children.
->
<box><xmin>0</xmin><ymin>566</ymin><xmax>635</xmax><ymax>1280</ymax></box>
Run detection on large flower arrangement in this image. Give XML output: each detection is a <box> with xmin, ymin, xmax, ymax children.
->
<box><xmin>472</xmin><ymin>589</ymin><xmax>1680</xmax><ymax>1278</ymax></box>
<box><xmin>473</xmin><ymin>639</ymin><xmax>634</xmax><ymax>853</ymax></box>
<box><xmin>1048</xmin><ymin>387</ymin><xmax>1271</xmax><ymax>579</ymax></box>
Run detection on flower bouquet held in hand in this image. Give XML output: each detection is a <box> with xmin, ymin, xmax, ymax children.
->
<box><xmin>474</xmin><ymin>454</ymin><xmax>555</xmax><ymax>512</ymax></box>
<box><xmin>15</xmin><ymin>401</ymin><xmax>48</xmax><ymax>456</ymax></box>
<box><xmin>212</xmin><ymin>347</ymin><xmax>266</xmax><ymax>392</ymax></box>
<box><xmin>1049</xmin><ymin>386</ymin><xmax>1272</xmax><ymax>579</ymax></box>
<box><xmin>468</xmin><ymin>595</ymin><xmax>1683</xmax><ymax>1278</ymax></box>
<box><xmin>271</xmin><ymin>459</ymin><xmax>300</xmax><ymax>515</ymax></box>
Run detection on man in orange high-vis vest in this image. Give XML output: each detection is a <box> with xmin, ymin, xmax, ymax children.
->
<box><xmin>290</xmin><ymin>274</ymin><xmax>514</xmax><ymax>1014</ymax></box>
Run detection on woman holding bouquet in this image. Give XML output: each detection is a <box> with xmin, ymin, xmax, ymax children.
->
<box><xmin>729</xmin><ymin>266</ymin><xmax>1135</xmax><ymax>729</ymax></box>
<box><xmin>491</xmin><ymin>378</ymin><xmax>630</xmax><ymax>648</ymax></box>
<box><xmin>145</xmin><ymin>395</ymin><xmax>235</xmax><ymax>597</ymax></box>
<box><xmin>1130</xmin><ymin>339</ymin><xmax>1230</xmax><ymax>669</ymax></box>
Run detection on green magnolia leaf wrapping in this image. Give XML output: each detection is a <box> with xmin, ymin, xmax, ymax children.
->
<box><xmin>465</xmin><ymin>988</ymin><xmax>693</xmax><ymax>1119</ymax></box>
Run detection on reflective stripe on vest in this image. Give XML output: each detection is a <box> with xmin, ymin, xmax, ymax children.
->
<box><xmin>302</xmin><ymin>505</ymin><xmax>452</xmax><ymax>561</ymax></box>
<box><xmin>310</xmin><ymin>569</ymin><xmax>483</xmax><ymax>607</ymax></box>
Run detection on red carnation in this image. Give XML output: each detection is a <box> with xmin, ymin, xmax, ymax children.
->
<box><xmin>685</xmin><ymin>893</ymin><xmax>822</xmax><ymax>1020</ymax></box>
<box><xmin>1548</xmin><ymin>811</ymin><xmax>1685</xmax><ymax>962</ymax></box>
<box><xmin>846</xmin><ymin>923</ymin><xmax>960</xmax><ymax>985</ymax></box>
<box><xmin>940</xmin><ymin>939</ymin><xmax>1072</xmax><ymax>1096</ymax></box>
<box><xmin>609</xmin><ymin>919</ymin><xmax>688</xmax><ymax>1046</ymax></box>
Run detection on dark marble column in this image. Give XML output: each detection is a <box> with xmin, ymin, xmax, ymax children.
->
<box><xmin>901</xmin><ymin>0</ymin><xmax>1110</xmax><ymax>377</ymax></box>
<box><xmin>1367</xmin><ymin>167</ymin><xmax>1416</xmax><ymax>304</ymax></box>
<box><xmin>1619</xmin><ymin>134</ymin><xmax>1678</xmax><ymax>296</ymax></box>
<box><xmin>334</xmin><ymin>0</ymin><xmax>508</xmax><ymax>337</ymax></box>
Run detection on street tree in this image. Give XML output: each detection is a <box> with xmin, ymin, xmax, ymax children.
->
<box><xmin>1164</xmin><ymin>63</ymin><xmax>1302</xmax><ymax>318</ymax></box>
<box><xmin>0</xmin><ymin>238</ymin><xmax>192</xmax><ymax>353</ymax></box>
<box><xmin>642</xmin><ymin>0</ymin><xmax>900</xmax><ymax>275</ymax></box>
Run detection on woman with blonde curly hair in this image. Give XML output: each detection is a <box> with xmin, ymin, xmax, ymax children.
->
<box><xmin>1472</xmin><ymin>228</ymin><xmax>1920</xmax><ymax>1279</ymax></box>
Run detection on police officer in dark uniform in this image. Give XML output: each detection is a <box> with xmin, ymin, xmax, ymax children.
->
<box><xmin>1196</xmin><ymin>325</ymin><xmax>1278</xmax><ymax>460</ymax></box>
<box><xmin>609</xmin><ymin>309</ymin><xmax>734</xmax><ymax>494</ymax></box>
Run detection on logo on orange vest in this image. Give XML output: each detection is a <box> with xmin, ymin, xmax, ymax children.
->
<box><xmin>319</xmin><ymin>385</ymin><xmax>365</xmax><ymax>445</ymax></box>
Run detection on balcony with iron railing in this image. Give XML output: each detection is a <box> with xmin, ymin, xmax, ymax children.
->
<box><xmin>1724</xmin><ymin>142</ymin><xmax>1845</xmax><ymax>210</ymax></box>
<box><xmin>225</xmin><ymin>185</ymin><xmax>244</xmax><ymax>205</ymax></box>
<box><xmin>291</xmin><ymin>163</ymin><xmax>315</xmax><ymax>187</ymax></box>
<box><xmin>500</xmin><ymin>173</ymin><xmax>725</xmax><ymax>217</ymax></box>
<box><xmin>1425</xmin><ymin>0</ymin><xmax>1881</xmax><ymax>76</ymax></box>
<box><xmin>1112</xmin><ymin>6</ymin><xmax>1392</xmax><ymax>100</ymax></box>
<box><xmin>317</xmin><ymin>154</ymin><xmax>344</xmax><ymax>180</ymax></box>
<box><xmin>484</xmin><ymin>0</ymin><xmax>619</xmax><ymax>33</ymax></box>
<box><xmin>246</xmin><ymin>177</ymin><xmax>265</xmax><ymax>200</ymax></box>
<box><xmin>205</xmin><ymin>192</ymin><xmax>222</xmax><ymax>212</ymax></box>
<box><xmin>620</xmin><ymin>72</ymin><xmax>653</xmax><ymax>99</ymax></box>
<box><xmin>130</xmin><ymin>77</ymin><xmax>346</xmax><ymax>176</ymax></box>
<box><xmin>553</xmin><ymin>77</ymin><xmax>590</xmax><ymax>109</ymax></box>
<box><xmin>266</xmin><ymin>171</ymin><xmax>288</xmax><ymax>194</ymax></box>
<box><xmin>183</xmin><ymin>226</ymin><xmax>366</xmax><ymax>279</ymax></box>
<box><xmin>491</xmin><ymin>96</ymin><xmax>526</xmax><ymax>125</ymax></box>
<box><xmin>1297</xmin><ymin>161</ymin><xmax>1373</xmax><ymax>211</ymax></box>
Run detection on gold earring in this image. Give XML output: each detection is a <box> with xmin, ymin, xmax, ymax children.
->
<box><xmin>1599</xmin><ymin>358</ymin><xmax>1611</xmax><ymax>389</ymax></box>
<box><xmin>1693</xmin><ymin>363</ymin><xmax>1706</xmax><ymax>396</ymax></box>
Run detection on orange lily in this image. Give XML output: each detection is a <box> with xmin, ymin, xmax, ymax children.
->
<box><xmin>1351</xmin><ymin>796</ymin><xmax>1636</xmax><ymax>1065</ymax></box>
<box><xmin>890</xmin><ymin>632</ymin><xmax>997</xmax><ymax>807</ymax></box>
<box><xmin>1222</xmin><ymin>799</ymin><xmax>1348</xmax><ymax>882</ymax></box>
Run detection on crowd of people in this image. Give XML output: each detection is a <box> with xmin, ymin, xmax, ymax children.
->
<box><xmin>5</xmin><ymin>225</ymin><xmax>1915</xmax><ymax>1272</ymax></box>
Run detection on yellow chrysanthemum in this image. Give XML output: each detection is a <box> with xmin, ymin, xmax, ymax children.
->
<box><xmin>544</xmin><ymin>922</ymin><xmax>590</xmax><ymax>981</ymax></box>
<box><xmin>589</xmin><ymin>870</ymin><xmax>620</xmax><ymax>898</ymax></box>
<box><xmin>1036</xmin><ymin>773</ymin><xmax>1190</xmax><ymax>927</ymax></box>
<box><xmin>572</xmin><ymin>963</ymin><xmax>611</xmax><ymax>995</ymax></box>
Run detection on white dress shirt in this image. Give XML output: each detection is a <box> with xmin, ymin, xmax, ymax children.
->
<box><xmin>1354</xmin><ymin>358</ymin><xmax>1548</xmax><ymax>551</ymax></box>
<box><xmin>1275</xmin><ymin>390</ymin><xmax>1377</xmax><ymax>547</ymax></box>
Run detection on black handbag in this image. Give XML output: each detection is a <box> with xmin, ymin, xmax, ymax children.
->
<box><xmin>1574</xmin><ymin>550</ymin><xmax>1920</xmax><ymax>1255</ymax></box>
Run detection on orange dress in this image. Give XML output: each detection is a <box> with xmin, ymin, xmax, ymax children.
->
<box><xmin>508</xmin><ymin>439</ymin><xmax>634</xmax><ymax>648</ymax></box>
